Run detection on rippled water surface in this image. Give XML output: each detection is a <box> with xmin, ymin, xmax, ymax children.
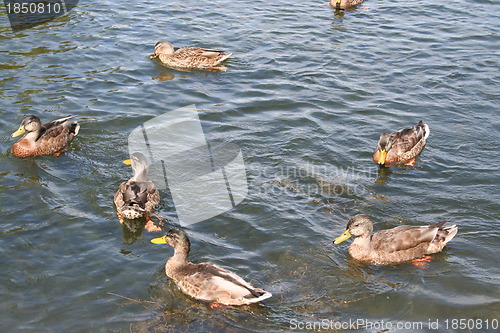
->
<box><xmin>0</xmin><ymin>0</ymin><xmax>499</xmax><ymax>332</ymax></box>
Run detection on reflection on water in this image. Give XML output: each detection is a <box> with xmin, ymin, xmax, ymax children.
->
<box><xmin>121</xmin><ymin>218</ymin><xmax>148</xmax><ymax>244</ymax></box>
<box><xmin>375</xmin><ymin>166</ymin><xmax>392</xmax><ymax>185</ymax></box>
<box><xmin>152</xmin><ymin>71</ymin><xmax>175</xmax><ymax>82</ymax></box>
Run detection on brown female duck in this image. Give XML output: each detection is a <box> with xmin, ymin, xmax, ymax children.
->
<box><xmin>373</xmin><ymin>120</ymin><xmax>430</xmax><ymax>166</ymax></box>
<box><xmin>150</xmin><ymin>41</ymin><xmax>232</xmax><ymax>71</ymax></box>
<box><xmin>151</xmin><ymin>229</ymin><xmax>272</xmax><ymax>306</ymax></box>
<box><xmin>334</xmin><ymin>214</ymin><xmax>458</xmax><ymax>266</ymax></box>
<box><xmin>114</xmin><ymin>152</ymin><xmax>161</xmax><ymax>232</ymax></box>
<box><xmin>11</xmin><ymin>115</ymin><xmax>79</xmax><ymax>157</ymax></box>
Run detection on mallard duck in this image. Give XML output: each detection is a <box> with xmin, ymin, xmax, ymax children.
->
<box><xmin>373</xmin><ymin>120</ymin><xmax>430</xmax><ymax>166</ymax></box>
<box><xmin>114</xmin><ymin>152</ymin><xmax>161</xmax><ymax>232</ymax></box>
<box><xmin>150</xmin><ymin>41</ymin><xmax>232</xmax><ymax>70</ymax></box>
<box><xmin>329</xmin><ymin>0</ymin><xmax>364</xmax><ymax>9</ymax></box>
<box><xmin>11</xmin><ymin>115</ymin><xmax>79</xmax><ymax>157</ymax></box>
<box><xmin>333</xmin><ymin>214</ymin><xmax>458</xmax><ymax>265</ymax></box>
<box><xmin>151</xmin><ymin>229</ymin><xmax>272</xmax><ymax>306</ymax></box>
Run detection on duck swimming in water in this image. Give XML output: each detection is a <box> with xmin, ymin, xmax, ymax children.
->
<box><xmin>151</xmin><ymin>229</ymin><xmax>272</xmax><ymax>306</ymax></box>
<box><xmin>334</xmin><ymin>214</ymin><xmax>458</xmax><ymax>266</ymax></box>
<box><xmin>150</xmin><ymin>41</ymin><xmax>232</xmax><ymax>71</ymax></box>
<box><xmin>114</xmin><ymin>152</ymin><xmax>161</xmax><ymax>232</ymax></box>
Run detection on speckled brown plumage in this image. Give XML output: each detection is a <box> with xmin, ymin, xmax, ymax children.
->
<box><xmin>373</xmin><ymin>120</ymin><xmax>430</xmax><ymax>166</ymax></box>
<box><xmin>151</xmin><ymin>229</ymin><xmax>272</xmax><ymax>306</ymax></box>
<box><xmin>334</xmin><ymin>214</ymin><xmax>458</xmax><ymax>265</ymax></box>
<box><xmin>150</xmin><ymin>41</ymin><xmax>232</xmax><ymax>70</ymax></box>
<box><xmin>114</xmin><ymin>152</ymin><xmax>160</xmax><ymax>221</ymax></box>
<box><xmin>11</xmin><ymin>115</ymin><xmax>79</xmax><ymax>158</ymax></box>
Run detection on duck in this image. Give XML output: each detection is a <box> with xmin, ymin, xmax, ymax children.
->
<box><xmin>333</xmin><ymin>214</ymin><xmax>458</xmax><ymax>266</ymax></box>
<box><xmin>114</xmin><ymin>152</ymin><xmax>161</xmax><ymax>232</ymax></box>
<box><xmin>151</xmin><ymin>228</ymin><xmax>272</xmax><ymax>306</ymax></box>
<box><xmin>150</xmin><ymin>41</ymin><xmax>232</xmax><ymax>71</ymax></box>
<box><xmin>328</xmin><ymin>0</ymin><xmax>364</xmax><ymax>10</ymax></box>
<box><xmin>373</xmin><ymin>120</ymin><xmax>430</xmax><ymax>166</ymax></box>
<box><xmin>11</xmin><ymin>115</ymin><xmax>79</xmax><ymax>157</ymax></box>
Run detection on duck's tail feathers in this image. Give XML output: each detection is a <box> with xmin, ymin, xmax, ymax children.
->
<box><xmin>417</xmin><ymin>120</ymin><xmax>430</xmax><ymax>140</ymax></box>
<box><xmin>441</xmin><ymin>225</ymin><xmax>458</xmax><ymax>244</ymax></box>
<box><xmin>57</xmin><ymin>115</ymin><xmax>78</xmax><ymax>124</ymax></box>
<box><xmin>428</xmin><ymin>224</ymin><xmax>458</xmax><ymax>254</ymax></box>
<box><xmin>423</xmin><ymin>123</ymin><xmax>430</xmax><ymax>140</ymax></box>
<box><xmin>71</xmin><ymin>122</ymin><xmax>81</xmax><ymax>137</ymax></box>
<box><xmin>217</xmin><ymin>52</ymin><xmax>232</xmax><ymax>64</ymax></box>
<box><xmin>245</xmin><ymin>288</ymin><xmax>272</xmax><ymax>303</ymax></box>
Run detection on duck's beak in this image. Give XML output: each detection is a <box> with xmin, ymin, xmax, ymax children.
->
<box><xmin>123</xmin><ymin>159</ymin><xmax>131</xmax><ymax>165</ymax></box>
<box><xmin>149</xmin><ymin>54</ymin><xmax>157</xmax><ymax>59</ymax></box>
<box><xmin>151</xmin><ymin>235</ymin><xmax>168</xmax><ymax>245</ymax></box>
<box><xmin>377</xmin><ymin>149</ymin><xmax>387</xmax><ymax>165</ymax></box>
<box><xmin>11</xmin><ymin>125</ymin><xmax>26</xmax><ymax>137</ymax></box>
<box><xmin>333</xmin><ymin>229</ymin><xmax>352</xmax><ymax>244</ymax></box>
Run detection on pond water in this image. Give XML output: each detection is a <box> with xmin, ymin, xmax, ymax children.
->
<box><xmin>0</xmin><ymin>0</ymin><xmax>498</xmax><ymax>332</ymax></box>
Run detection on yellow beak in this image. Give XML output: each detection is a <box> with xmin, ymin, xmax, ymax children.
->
<box><xmin>123</xmin><ymin>159</ymin><xmax>131</xmax><ymax>165</ymax></box>
<box><xmin>151</xmin><ymin>236</ymin><xmax>168</xmax><ymax>244</ymax></box>
<box><xmin>377</xmin><ymin>149</ymin><xmax>387</xmax><ymax>165</ymax></box>
<box><xmin>11</xmin><ymin>125</ymin><xmax>26</xmax><ymax>137</ymax></box>
<box><xmin>333</xmin><ymin>229</ymin><xmax>352</xmax><ymax>244</ymax></box>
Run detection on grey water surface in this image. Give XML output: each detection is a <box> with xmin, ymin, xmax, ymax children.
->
<box><xmin>0</xmin><ymin>0</ymin><xmax>499</xmax><ymax>332</ymax></box>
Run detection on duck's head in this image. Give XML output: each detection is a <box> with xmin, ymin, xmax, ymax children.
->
<box><xmin>123</xmin><ymin>152</ymin><xmax>151</xmax><ymax>179</ymax></box>
<box><xmin>12</xmin><ymin>115</ymin><xmax>42</xmax><ymax>137</ymax></box>
<box><xmin>375</xmin><ymin>132</ymin><xmax>393</xmax><ymax>165</ymax></box>
<box><xmin>151</xmin><ymin>228</ymin><xmax>191</xmax><ymax>251</ymax></box>
<box><xmin>333</xmin><ymin>214</ymin><xmax>373</xmax><ymax>244</ymax></box>
<box><xmin>151</xmin><ymin>41</ymin><xmax>174</xmax><ymax>58</ymax></box>
<box><xmin>123</xmin><ymin>152</ymin><xmax>149</xmax><ymax>169</ymax></box>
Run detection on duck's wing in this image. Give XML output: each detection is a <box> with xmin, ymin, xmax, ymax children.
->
<box><xmin>371</xmin><ymin>222</ymin><xmax>444</xmax><ymax>253</ymax></box>
<box><xmin>175</xmin><ymin>47</ymin><xmax>228</xmax><ymax>58</ymax></box>
<box><xmin>145</xmin><ymin>181</ymin><xmax>160</xmax><ymax>213</ymax></box>
<box><xmin>37</xmin><ymin>115</ymin><xmax>79</xmax><ymax>142</ymax></box>
<box><xmin>388</xmin><ymin>121</ymin><xmax>428</xmax><ymax>155</ymax></box>
<box><xmin>203</xmin><ymin>263</ymin><xmax>262</xmax><ymax>295</ymax></box>
<box><xmin>114</xmin><ymin>181</ymin><xmax>128</xmax><ymax>210</ymax></box>
<box><xmin>176</xmin><ymin>262</ymin><xmax>271</xmax><ymax>304</ymax></box>
<box><xmin>350</xmin><ymin>0</ymin><xmax>365</xmax><ymax>6</ymax></box>
<box><xmin>119</xmin><ymin>181</ymin><xmax>152</xmax><ymax>208</ymax></box>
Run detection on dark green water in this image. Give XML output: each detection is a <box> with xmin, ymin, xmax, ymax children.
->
<box><xmin>0</xmin><ymin>0</ymin><xmax>499</xmax><ymax>332</ymax></box>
